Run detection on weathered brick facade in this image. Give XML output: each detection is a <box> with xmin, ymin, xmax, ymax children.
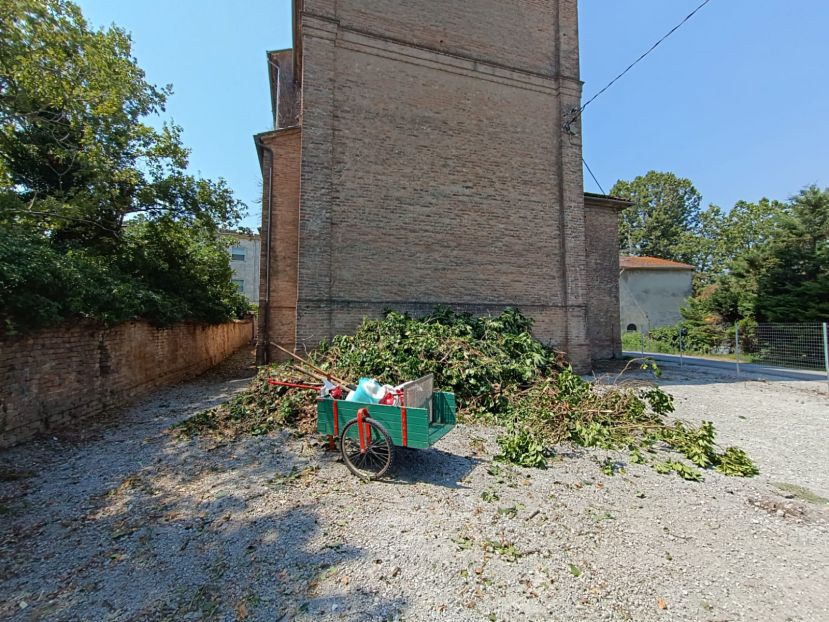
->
<box><xmin>584</xmin><ymin>193</ymin><xmax>627</xmax><ymax>359</ymax></box>
<box><xmin>256</xmin><ymin>0</ymin><xmax>624</xmax><ymax>370</ymax></box>
<box><xmin>0</xmin><ymin>319</ymin><xmax>253</xmax><ymax>448</ymax></box>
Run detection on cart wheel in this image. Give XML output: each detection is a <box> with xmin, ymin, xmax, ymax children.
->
<box><xmin>340</xmin><ymin>417</ymin><xmax>394</xmax><ymax>480</ymax></box>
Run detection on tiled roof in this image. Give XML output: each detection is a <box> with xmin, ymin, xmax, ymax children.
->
<box><xmin>619</xmin><ymin>256</ymin><xmax>695</xmax><ymax>270</ymax></box>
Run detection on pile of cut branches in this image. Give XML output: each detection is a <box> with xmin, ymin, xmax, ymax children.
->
<box><xmin>176</xmin><ymin>307</ymin><xmax>757</xmax><ymax>479</ymax></box>
<box><xmin>496</xmin><ymin>364</ymin><xmax>756</xmax><ymax>478</ymax></box>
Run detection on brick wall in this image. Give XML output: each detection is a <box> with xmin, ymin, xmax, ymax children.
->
<box><xmin>585</xmin><ymin>200</ymin><xmax>623</xmax><ymax>359</ymax></box>
<box><xmin>307</xmin><ymin>0</ymin><xmax>559</xmax><ymax>76</ymax></box>
<box><xmin>256</xmin><ymin>127</ymin><xmax>301</xmax><ymax>364</ymax></box>
<box><xmin>0</xmin><ymin>319</ymin><xmax>253</xmax><ymax>448</ymax></box>
<box><xmin>278</xmin><ymin>0</ymin><xmax>594</xmax><ymax>369</ymax></box>
<box><xmin>268</xmin><ymin>50</ymin><xmax>300</xmax><ymax>129</ymax></box>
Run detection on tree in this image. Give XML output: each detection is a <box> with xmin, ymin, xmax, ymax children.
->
<box><xmin>0</xmin><ymin>0</ymin><xmax>248</xmax><ymax>333</ymax></box>
<box><xmin>676</xmin><ymin>186</ymin><xmax>828</xmax><ymax>331</ymax></box>
<box><xmin>687</xmin><ymin>198</ymin><xmax>787</xmax><ymax>283</ymax></box>
<box><xmin>0</xmin><ymin>0</ymin><xmax>243</xmax><ymax>245</ymax></box>
<box><xmin>611</xmin><ymin>171</ymin><xmax>702</xmax><ymax>263</ymax></box>
<box><xmin>754</xmin><ymin>186</ymin><xmax>829</xmax><ymax>322</ymax></box>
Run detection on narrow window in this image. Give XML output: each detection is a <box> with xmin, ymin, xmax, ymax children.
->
<box><xmin>232</xmin><ymin>279</ymin><xmax>244</xmax><ymax>291</ymax></box>
<box><xmin>230</xmin><ymin>245</ymin><xmax>246</xmax><ymax>261</ymax></box>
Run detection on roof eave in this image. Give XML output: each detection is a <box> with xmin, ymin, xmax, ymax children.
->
<box><xmin>620</xmin><ymin>266</ymin><xmax>695</xmax><ymax>271</ymax></box>
<box><xmin>584</xmin><ymin>192</ymin><xmax>633</xmax><ymax>210</ymax></box>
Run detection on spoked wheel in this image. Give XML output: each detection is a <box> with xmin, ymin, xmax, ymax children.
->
<box><xmin>340</xmin><ymin>416</ymin><xmax>394</xmax><ymax>480</ymax></box>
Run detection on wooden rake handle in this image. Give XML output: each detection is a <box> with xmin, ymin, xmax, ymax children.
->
<box><xmin>270</xmin><ymin>342</ymin><xmax>355</xmax><ymax>390</ymax></box>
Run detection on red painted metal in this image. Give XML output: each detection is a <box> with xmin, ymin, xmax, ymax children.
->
<box><xmin>399</xmin><ymin>389</ymin><xmax>408</xmax><ymax>447</ymax></box>
<box><xmin>332</xmin><ymin>399</ymin><xmax>339</xmax><ymax>436</ymax></box>
<box><xmin>357</xmin><ymin>407</ymin><xmax>367</xmax><ymax>452</ymax></box>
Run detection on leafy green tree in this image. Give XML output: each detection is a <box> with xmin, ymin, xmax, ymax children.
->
<box><xmin>754</xmin><ymin>186</ymin><xmax>829</xmax><ymax>322</ymax></box>
<box><xmin>682</xmin><ymin>204</ymin><xmax>725</xmax><ymax>276</ymax></box>
<box><xmin>667</xmin><ymin>186</ymin><xmax>827</xmax><ymax>352</ymax></box>
<box><xmin>611</xmin><ymin>171</ymin><xmax>702</xmax><ymax>262</ymax></box>
<box><xmin>0</xmin><ymin>0</ymin><xmax>242</xmax><ymax>244</ymax></box>
<box><xmin>0</xmin><ymin>0</ymin><xmax>248</xmax><ymax>333</ymax></box>
<box><xmin>686</xmin><ymin>198</ymin><xmax>787</xmax><ymax>284</ymax></box>
<box><xmin>724</xmin><ymin>199</ymin><xmax>787</xmax><ymax>257</ymax></box>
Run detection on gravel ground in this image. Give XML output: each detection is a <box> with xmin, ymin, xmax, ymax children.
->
<box><xmin>1</xmin><ymin>351</ymin><xmax>828</xmax><ymax>622</ymax></box>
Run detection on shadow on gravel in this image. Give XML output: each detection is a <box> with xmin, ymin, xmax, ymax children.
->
<box><xmin>389</xmin><ymin>447</ymin><xmax>482</xmax><ymax>489</ymax></box>
<box><xmin>1</xmin><ymin>425</ymin><xmax>406</xmax><ymax>621</ymax></box>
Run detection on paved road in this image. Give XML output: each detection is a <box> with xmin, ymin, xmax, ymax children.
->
<box><xmin>623</xmin><ymin>350</ymin><xmax>829</xmax><ymax>386</ymax></box>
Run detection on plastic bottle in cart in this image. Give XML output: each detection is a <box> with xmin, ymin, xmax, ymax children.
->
<box><xmin>345</xmin><ymin>378</ymin><xmax>385</xmax><ymax>404</ymax></box>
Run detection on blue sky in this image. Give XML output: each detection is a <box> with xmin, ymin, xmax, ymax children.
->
<box><xmin>77</xmin><ymin>1</ymin><xmax>829</xmax><ymax>229</ymax></box>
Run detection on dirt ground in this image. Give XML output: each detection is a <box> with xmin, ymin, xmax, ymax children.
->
<box><xmin>1</xmin><ymin>350</ymin><xmax>827</xmax><ymax>622</ymax></box>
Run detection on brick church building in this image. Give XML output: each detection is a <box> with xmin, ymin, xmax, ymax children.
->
<box><xmin>255</xmin><ymin>0</ymin><xmax>628</xmax><ymax>371</ymax></box>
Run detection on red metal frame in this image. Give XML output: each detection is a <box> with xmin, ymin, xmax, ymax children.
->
<box><xmin>398</xmin><ymin>389</ymin><xmax>408</xmax><ymax>447</ymax></box>
<box><xmin>324</xmin><ymin>388</ymin><xmax>414</xmax><ymax>451</ymax></box>
<box><xmin>352</xmin><ymin>391</ymin><xmax>407</xmax><ymax>450</ymax></box>
<box><xmin>357</xmin><ymin>407</ymin><xmax>368</xmax><ymax>452</ymax></box>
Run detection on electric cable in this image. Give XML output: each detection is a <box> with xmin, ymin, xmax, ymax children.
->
<box><xmin>564</xmin><ymin>0</ymin><xmax>714</xmax><ymax>133</ymax></box>
<box><xmin>582</xmin><ymin>157</ymin><xmax>606</xmax><ymax>195</ymax></box>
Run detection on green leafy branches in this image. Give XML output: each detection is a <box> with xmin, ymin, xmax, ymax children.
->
<box><xmin>181</xmin><ymin>308</ymin><xmax>757</xmax><ymax>482</ymax></box>
<box><xmin>318</xmin><ymin>307</ymin><xmax>561</xmax><ymax>417</ymax></box>
<box><xmin>495</xmin><ymin>426</ymin><xmax>548</xmax><ymax>469</ymax></box>
<box><xmin>715</xmin><ymin>447</ymin><xmax>759</xmax><ymax>477</ymax></box>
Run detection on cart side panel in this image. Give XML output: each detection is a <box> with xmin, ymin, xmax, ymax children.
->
<box><xmin>432</xmin><ymin>392</ymin><xmax>457</xmax><ymax>426</ymax></box>
<box><xmin>317</xmin><ymin>400</ymin><xmax>432</xmax><ymax>449</ymax></box>
<box><xmin>316</xmin><ymin>399</ymin><xmax>335</xmax><ymax>435</ymax></box>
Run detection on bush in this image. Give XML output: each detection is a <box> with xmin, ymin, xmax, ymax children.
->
<box><xmin>621</xmin><ymin>331</ymin><xmax>642</xmax><ymax>351</ymax></box>
<box><xmin>636</xmin><ymin>318</ymin><xmax>757</xmax><ymax>358</ymax></box>
<box><xmin>0</xmin><ymin>218</ymin><xmax>249</xmax><ymax>335</ymax></box>
<box><xmin>0</xmin><ymin>224</ymin><xmax>78</xmax><ymax>331</ymax></box>
<box><xmin>0</xmin><ymin>0</ymin><xmax>248</xmax><ymax>335</ymax></box>
<box><xmin>316</xmin><ymin>306</ymin><xmax>560</xmax><ymax>417</ymax></box>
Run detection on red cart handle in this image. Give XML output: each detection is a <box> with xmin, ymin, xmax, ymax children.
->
<box><xmin>267</xmin><ymin>379</ymin><xmax>322</xmax><ymax>390</ymax></box>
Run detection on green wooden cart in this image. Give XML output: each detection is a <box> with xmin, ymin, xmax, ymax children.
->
<box><xmin>316</xmin><ymin>375</ymin><xmax>456</xmax><ymax>480</ymax></box>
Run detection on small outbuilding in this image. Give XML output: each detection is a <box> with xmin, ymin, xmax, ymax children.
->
<box><xmin>619</xmin><ymin>256</ymin><xmax>694</xmax><ymax>334</ymax></box>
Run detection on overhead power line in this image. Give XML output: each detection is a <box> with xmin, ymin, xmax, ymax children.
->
<box><xmin>564</xmin><ymin>0</ymin><xmax>714</xmax><ymax>133</ymax></box>
<box><xmin>582</xmin><ymin>158</ymin><xmax>606</xmax><ymax>195</ymax></box>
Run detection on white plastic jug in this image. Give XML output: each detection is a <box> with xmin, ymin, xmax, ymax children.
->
<box><xmin>345</xmin><ymin>378</ymin><xmax>386</xmax><ymax>404</ymax></box>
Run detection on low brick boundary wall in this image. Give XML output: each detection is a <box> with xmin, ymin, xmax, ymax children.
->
<box><xmin>0</xmin><ymin>319</ymin><xmax>253</xmax><ymax>448</ymax></box>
